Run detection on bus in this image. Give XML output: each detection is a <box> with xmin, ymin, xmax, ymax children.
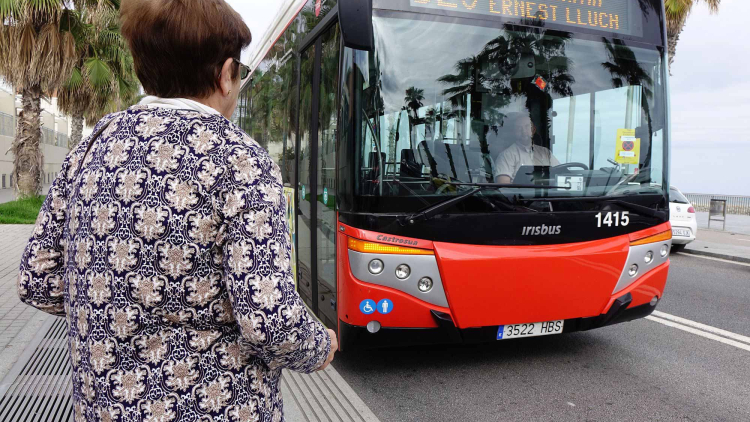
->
<box><xmin>237</xmin><ymin>0</ymin><xmax>672</xmax><ymax>349</ymax></box>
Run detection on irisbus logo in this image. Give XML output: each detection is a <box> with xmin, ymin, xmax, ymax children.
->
<box><xmin>522</xmin><ymin>225</ymin><xmax>562</xmax><ymax>236</ymax></box>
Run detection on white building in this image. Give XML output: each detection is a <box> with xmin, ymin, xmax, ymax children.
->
<box><xmin>0</xmin><ymin>84</ymin><xmax>81</xmax><ymax>194</ymax></box>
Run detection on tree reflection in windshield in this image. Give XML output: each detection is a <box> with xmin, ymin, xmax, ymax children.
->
<box><xmin>345</xmin><ymin>12</ymin><xmax>667</xmax><ymax>213</ymax></box>
<box><xmin>435</xmin><ymin>22</ymin><xmax>574</xmax><ymax>182</ymax></box>
<box><xmin>601</xmin><ymin>38</ymin><xmax>656</xmax><ymax>176</ymax></box>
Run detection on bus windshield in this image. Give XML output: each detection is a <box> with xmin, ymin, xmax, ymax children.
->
<box><xmin>344</xmin><ymin>11</ymin><xmax>667</xmax><ymax>214</ymax></box>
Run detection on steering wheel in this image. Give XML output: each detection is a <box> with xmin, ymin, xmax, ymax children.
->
<box><xmin>554</xmin><ymin>162</ymin><xmax>589</xmax><ymax>172</ymax></box>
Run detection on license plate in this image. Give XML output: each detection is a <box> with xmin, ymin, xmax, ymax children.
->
<box><xmin>556</xmin><ymin>176</ymin><xmax>584</xmax><ymax>192</ymax></box>
<box><xmin>672</xmin><ymin>228</ymin><xmax>691</xmax><ymax>237</ymax></box>
<box><xmin>497</xmin><ymin>320</ymin><xmax>564</xmax><ymax>340</ymax></box>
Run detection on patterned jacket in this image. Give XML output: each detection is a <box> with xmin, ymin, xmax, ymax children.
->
<box><xmin>17</xmin><ymin>106</ymin><xmax>331</xmax><ymax>422</ymax></box>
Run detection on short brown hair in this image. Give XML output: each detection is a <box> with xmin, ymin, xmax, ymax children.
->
<box><xmin>121</xmin><ymin>0</ymin><xmax>252</xmax><ymax>98</ymax></box>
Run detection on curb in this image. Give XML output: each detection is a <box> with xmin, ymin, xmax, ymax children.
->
<box><xmin>679</xmin><ymin>248</ymin><xmax>750</xmax><ymax>265</ymax></box>
<box><xmin>698</xmin><ymin>228</ymin><xmax>750</xmax><ymax>237</ymax></box>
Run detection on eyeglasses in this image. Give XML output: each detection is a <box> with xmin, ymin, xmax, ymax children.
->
<box><xmin>233</xmin><ymin>58</ymin><xmax>251</xmax><ymax>80</ymax></box>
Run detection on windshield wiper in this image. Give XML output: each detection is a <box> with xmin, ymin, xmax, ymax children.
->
<box><xmin>599</xmin><ymin>198</ymin><xmax>667</xmax><ymax>220</ymax></box>
<box><xmin>401</xmin><ymin>182</ymin><xmax>568</xmax><ymax>225</ymax></box>
<box><xmin>543</xmin><ymin>195</ymin><xmax>667</xmax><ymax>220</ymax></box>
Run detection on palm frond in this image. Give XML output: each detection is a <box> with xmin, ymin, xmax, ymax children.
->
<box><xmin>0</xmin><ymin>0</ymin><xmax>22</xmax><ymax>20</ymax></box>
<box><xmin>84</xmin><ymin>56</ymin><xmax>111</xmax><ymax>88</ymax></box>
<box><xmin>66</xmin><ymin>66</ymin><xmax>83</xmax><ymax>88</ymax></box>
<box><xmin>26</xmin><ymin>0</ymin><xmax>64</xmax><ymax>17</ymax></box>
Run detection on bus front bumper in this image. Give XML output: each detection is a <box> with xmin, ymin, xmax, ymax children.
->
<box><xmin>339</xmin><ymin>291</ymin><xmax>656</xmax><ymax>350</ymax></box>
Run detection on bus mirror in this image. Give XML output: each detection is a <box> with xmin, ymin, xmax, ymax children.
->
<box><xmin>635</xmin><ymin>125</ymin><xmax>649</xmax><ymax>141</ymax></box>
<box><xmin>340</xmin><ymin>0</ymin><xmax>374</xmax><ymax>51</ymax></box>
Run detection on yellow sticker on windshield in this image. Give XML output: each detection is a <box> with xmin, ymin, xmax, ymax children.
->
<box><xmin>615</xmin><ymin>129</ymin><xmax>640</xmax><ymax>165</ymax></box>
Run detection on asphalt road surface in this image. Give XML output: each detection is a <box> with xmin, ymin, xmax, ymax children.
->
<box><xmin>333</xmin><ymin>253</ymin><xmax>750</xmax><ymax>421</ymax></box>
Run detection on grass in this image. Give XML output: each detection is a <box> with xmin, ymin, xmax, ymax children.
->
<box><xmin>0</xmin><ymin>196</ymin><xmax>45</xmax><ymax>224</ymax></box>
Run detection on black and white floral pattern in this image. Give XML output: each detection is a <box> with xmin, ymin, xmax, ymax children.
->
<box><xmin>18</xmin><ymin>106</ymin><xmax>331</xmax><ymax>422</ymax></box>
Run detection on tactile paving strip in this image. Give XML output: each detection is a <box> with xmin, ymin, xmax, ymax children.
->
<box><xmin>282</xmin><ymin>366</ymin><xmax>379</xmax><ymax>422</ymax></box>
<box><xmin>0</xmin><ymin>317</ymin><xmax>379</xmax><ymax>422</ymax></box>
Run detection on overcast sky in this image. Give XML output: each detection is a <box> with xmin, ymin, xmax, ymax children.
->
<box><xmin>228</xmin><ymin>0</ymin><xmax>748</xmax><ymax>195</ymax></box>
<box><xmin>225</xmin><ymin>1</ymin><xmax>283</xmax><ymax>64</ymax></box>
<box><xmin>669</xmin><ymin>0</ymin><xmax>748</xmax><ymax>195</ymax></box>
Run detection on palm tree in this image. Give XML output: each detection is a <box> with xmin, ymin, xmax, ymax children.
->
<box><xmin>601</xmin><ymin>39</ymin><xmax>654</xmax><ymax>102</ymax></box>
<box><xmin>437</xmin><ymin>27</ymin><xmax>574</xmax><ymax>180</ymax></box>
<box><xmin>0</xmin><ymin>0</ymin><xmax>117</xmax><ymax>198</ymax></box>
<box><xmin>58</xmin><ymin>6</ymin><xmax>138</xmax><ymax>149</ymax></box>
<box><xmin>602</xmin><ymin>38</ymin><xmax>656</xmax><ymax>170</ymax></box>
<box><xmin>665</xmin><ymin>0</ymin><xmax>720</xmax><ymax>70</ymax></box>
<box><xmin>404</xmin><ymin>87</ymin><xmax>424</xmax><ymax>122</ymax></box>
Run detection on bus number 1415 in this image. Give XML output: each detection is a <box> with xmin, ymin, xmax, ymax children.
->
<box><xmin>595</xmin><ymin>211</ymin><xmax>630</xmax><ymax>228</ymax></box>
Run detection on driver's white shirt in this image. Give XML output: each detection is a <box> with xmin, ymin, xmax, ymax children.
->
<box><xmin>494</xmin><ymin>142</ymin><xmax>560</xmax><ymax>181</ymax></box>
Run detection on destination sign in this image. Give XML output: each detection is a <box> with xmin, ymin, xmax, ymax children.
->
<box><xmin>408</xmin><ymin>0</ymin><xmax>640</xmax><ymax>36</ymax></box>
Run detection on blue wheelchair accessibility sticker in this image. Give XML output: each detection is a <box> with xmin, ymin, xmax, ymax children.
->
<box><xmin>360</xmin><ymin>299</ymin><xmax>376</xmax><ymax>315</ymax></box>
<box><xmin>377</xmin><ymin>299</ymin><xmax>393</xmax><ymax>315</ymax></box>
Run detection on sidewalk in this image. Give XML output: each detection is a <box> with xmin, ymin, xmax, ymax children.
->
<box><xmin>0</xmin><ymin>225</ymin><xmax>50</xmax><ymax>382</ymax></box>
<box><xmin>681</xmin><ymin>212</ymin><xmax>750</xmax><ymax>263</ymax></box>
<box><xmin>0</xmin><ymin>224</ymin><xmax>378</xmax><ymax>422</ymax></box>
<box><xmin>681</xmin><ymin>229</ymin><xmax>750</xmax><ymax>264</ymax></box>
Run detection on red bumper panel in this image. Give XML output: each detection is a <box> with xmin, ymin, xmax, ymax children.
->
<box><xmin>337</xmin><ymin>230</ymin><xmax>450</xmax><ymax>329</ymax></box>
<box><xmin>608</xmin><ymin>260</ymin><xmax>669</xmax><ymax>310</ymax></box>
<box><xmin>434</xmin><ymin>237</ymin><xmax>632</xmax><ymax>329</ymax></box>
<box><xmin>338</xmin><ymin>224</ymin><xmax>670</xmax><ymax>331</ymax></box>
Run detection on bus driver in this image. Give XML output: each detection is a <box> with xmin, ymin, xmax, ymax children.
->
<box><xmin>494</xmin><ymin>112</ymin><xmax>560</xmax><ymax>184</ymax></box>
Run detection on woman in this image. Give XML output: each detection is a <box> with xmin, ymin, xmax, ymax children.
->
<box><xmin>16</xmin><ymin>0</ymin><xmax>335</xmax><ymax>420</ymax></box>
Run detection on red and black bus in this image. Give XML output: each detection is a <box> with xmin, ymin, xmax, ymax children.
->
<box><xmin>237</xmin><ymin>0</ymin><xmax>672</xmax><ymax>349</ymax></box>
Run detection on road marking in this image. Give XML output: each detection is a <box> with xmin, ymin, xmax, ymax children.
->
<box><xmin>737</xmin><ymin>239</ymin><xmax>750</xmax><ymax>242</ymax></box>
<box><xmin>646</xmin><ymin>315</ymin><xmax>750</xmax><ymax>352</ymax></box>
<box><xmin>652</xmin><ymin>311</ymin><xmax>750</xmax><ymax>345</ymax></box>
<box><xmin>675</xmin><ymin>252</ymin><xmax>750</xmax><ymax>267</ymax></box>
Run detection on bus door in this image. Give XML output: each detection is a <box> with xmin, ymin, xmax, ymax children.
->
<box><xmin>297</xmin><ymin>23</ymin><xmax>341</xmax><ymax>328</ymax></box>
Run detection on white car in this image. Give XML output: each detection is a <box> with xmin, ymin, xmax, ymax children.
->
<box><xmin>669</xmin><ymin>186</ymin><xmax>697</xmax><ymax>251</ymax></box>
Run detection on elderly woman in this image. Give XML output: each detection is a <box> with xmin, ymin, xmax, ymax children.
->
<box><xmin>16</xmin><ymin>0</ymin><xmax>335</xmax><ymax>420</ymax></box>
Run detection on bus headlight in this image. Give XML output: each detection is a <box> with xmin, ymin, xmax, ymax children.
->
<box><xmin>644</xmin><ymin>251</ymin><xmax>654</xmax><ymax>264</ymax></box>
<box><xmin>395</xmin><ymin>264</ymin><xmax>411</xmax><ymax>280</ymax></box>
<box><xmin>418</xmin><ymin>277</ymin><xmax>433</xmax><ymax>292</ymax></box>
<box><xmin>628</xmin><ymin>264</ymin><xmax>638</xmax><ymax>277</ymax></box>
<box><xmin>368</xmin><ymin>259</ymin><xmax>384</xmax><ymax>275</ymax></box>
<box><xmin>660</xmin><ymin>244</ymin><xmax>669</xmax><ymax>257</ymax></box>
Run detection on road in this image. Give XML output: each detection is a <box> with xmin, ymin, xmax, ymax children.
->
<box><xmin>332</xmin><ymin>253</ymin><xmax>750</xmax><ymax>421</ymax></box>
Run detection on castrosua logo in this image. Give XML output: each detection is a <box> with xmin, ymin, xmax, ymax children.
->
<box><xmin>522</xmin><ymin>224</ymin><xmax>562</xmax><ymax>236</ymax></box>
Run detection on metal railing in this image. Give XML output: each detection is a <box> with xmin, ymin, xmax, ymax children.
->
<box><xmin>0</xmin><ymin>112</ymin><xmax>15</xmax><ymax>137</ymax></box>
<box><xmin>57</xmin><ymin>133</ymin><xmax>69</xmax><ymax>148</ymax></box>
<box><xmin>684</xmin><ymin>194</ymin><xmax>750</xmax><ymax>216</ymax></box>
<box><xmin>0</xmin><ymin>111</ymin><xmax>70</xmax><ymax>148</ymax></box>
<box><xmin>41</xmin><ymin>127</ymin><xmax>55</xmax><ymax>145</ymax></box>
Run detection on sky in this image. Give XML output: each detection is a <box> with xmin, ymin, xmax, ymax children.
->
<box><xmin>228</xmin><ymin>0</ymin><xmax>748</xmax><ymax>196</ymax></box>
<box><xmin>225</xmin><ymin>1</ymin><xmax>285</xmax><ymax>64</ymax></box>
<box><xmin>669</xmin><ymin>0</ymin><xmax>749</xmax><ymax>195</ymax></box>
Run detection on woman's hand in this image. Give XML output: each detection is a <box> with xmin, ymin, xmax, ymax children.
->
<box><xmin>317</xmin><ymin>329</ymin><xmax>338</xmax><ymax>371</ymax></box>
